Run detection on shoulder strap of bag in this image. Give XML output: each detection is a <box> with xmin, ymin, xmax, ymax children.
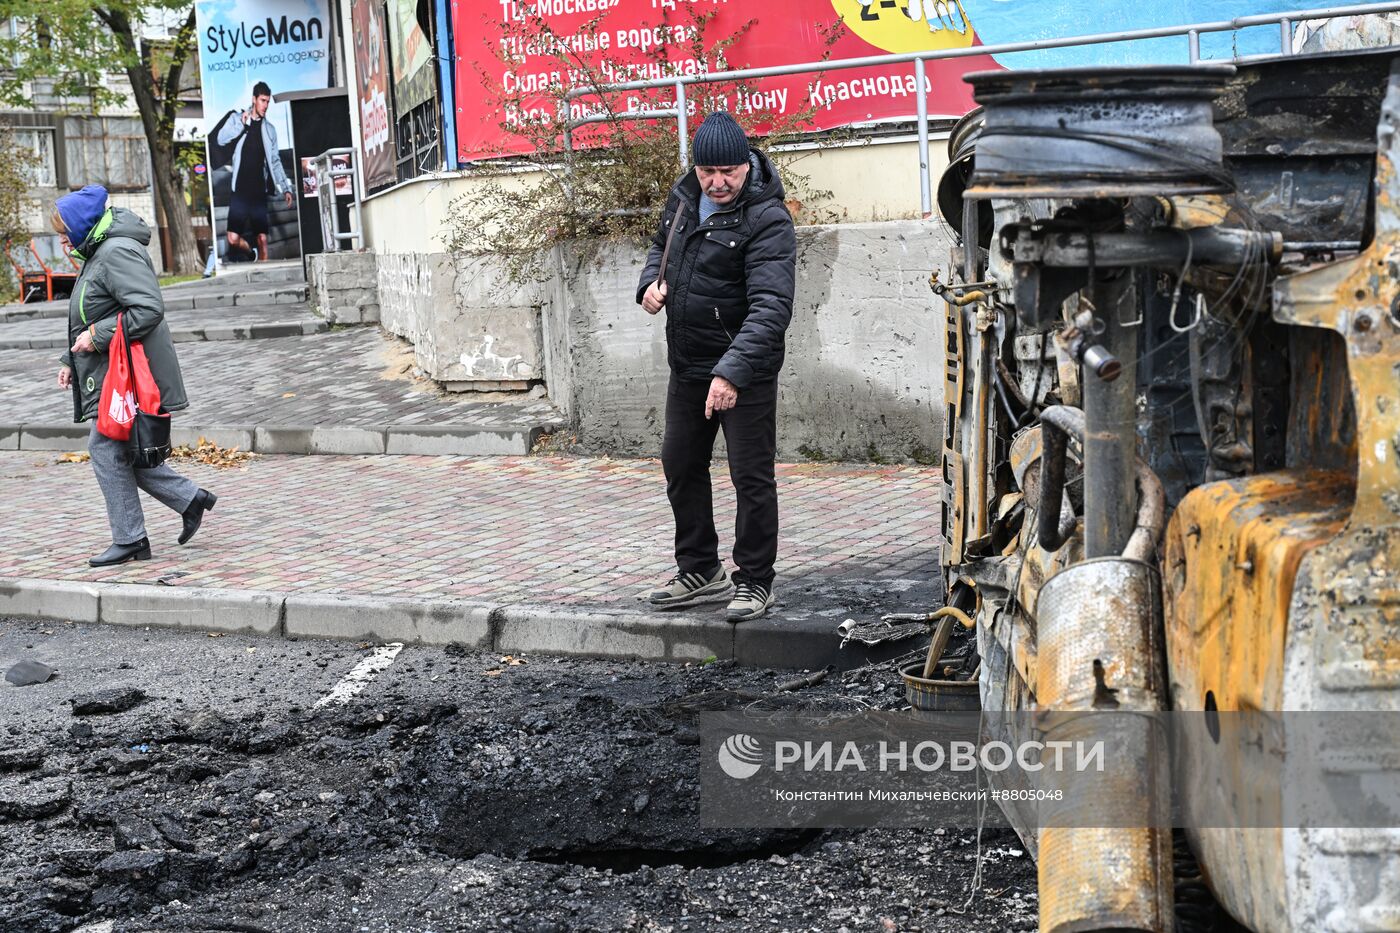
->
<box><xmin>118</xmin><ymin>313</ymin><xmax>143</xmax><ymax>417</ymax></box>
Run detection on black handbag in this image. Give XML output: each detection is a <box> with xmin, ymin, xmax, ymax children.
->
<box><xmin>122</xmin><ymin>326</ymin><xmax>172</xmax><ymax>469</ymax></box>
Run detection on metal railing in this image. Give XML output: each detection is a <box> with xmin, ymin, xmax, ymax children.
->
<box><xmin>312</xmin><ymin>147</ymin><xmax>363</xmax><ymax>253</ymax></box>
<box><xmin>564</xmin><ymin>1</ymin><xmax>1400</xmax><ymax>218</ymax></box>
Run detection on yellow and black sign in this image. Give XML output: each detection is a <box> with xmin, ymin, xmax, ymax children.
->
<box><xmin>831</xmin><ymin>0</ymin><xmax>976</xmax><ymax>55</ymax></box>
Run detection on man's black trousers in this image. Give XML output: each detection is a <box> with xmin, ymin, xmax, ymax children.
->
<box><xmin>661</xmin><ymin>376</ymin><xmax>778</xmax><ymax>588</ymax></box>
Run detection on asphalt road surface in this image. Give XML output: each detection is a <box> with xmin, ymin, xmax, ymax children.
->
<box><xmin>0</xmin><ymin>618</ymin><xmax>1038</xmax><ymax>933</ymax></box>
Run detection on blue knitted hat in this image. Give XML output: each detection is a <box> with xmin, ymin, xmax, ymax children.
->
<box><xmin>692</xmin><ymin>112</ymin><xmax>750</xmax><ymax>167</ymax></box>
<box><xmin>56</xmin><ymin>185</ymin><xmax>109</xmax><ymax>246</ymax></box>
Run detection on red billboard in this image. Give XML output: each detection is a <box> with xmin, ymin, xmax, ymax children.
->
<box><xmin>451</xmin><ymin>0</ymin><xmax>1000</xmax><ymax>162</ymax></box>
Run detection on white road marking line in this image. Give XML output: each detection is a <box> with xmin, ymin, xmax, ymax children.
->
<box><xmin>314</xmin><ymin>643</ymin><xmax>404</xmax><ymax>710</ymax></box>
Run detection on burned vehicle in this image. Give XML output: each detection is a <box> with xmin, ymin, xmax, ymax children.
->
<box><xmin>933</xmin><ymin>46</ymin><xmax>1400</xmax><ymax>933</ymax></box>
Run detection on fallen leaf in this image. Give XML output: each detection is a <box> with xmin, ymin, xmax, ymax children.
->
<box><xmin>484</xmin><ymin>669</ymin><xmax>502</xmax><ymax>677</ymax></box>
<box><xmin>168</xmin><ymin>437</ymin><xmax>256</xmax><ymax>469</ymax></box>
<box><xmin>55</xmin><ymin>452</ymin><xmax>90</xmax><ymax>464</ymax></box>
<box><xmin>282</xmin><ymin>392</ymin><xmax>296</xmax><ymax>398</ymax></box>
<box><xmin>207</xmin><ymin>633</ymin><xmax>225</xmax><ymax>639</ymax></box>
<box><xmin>499</xmin><ymin>655</ymin><xmax>527</xmax><ymax>666</ymax></box>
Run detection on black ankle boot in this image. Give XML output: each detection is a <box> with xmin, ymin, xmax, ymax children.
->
<box><xmin>179</xmin><ymin>489</ymin><xmax>218</xmax><ymax>545</ymax></box>
<box><xmin>90</xmin><ymin>538</ymin><xmax>151</xmax><ymax>567</ymax></box>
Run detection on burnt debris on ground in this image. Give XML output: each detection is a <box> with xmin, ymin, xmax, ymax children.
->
<box><xmin>0</xmin><ymin>619</ymin><xmax>1036</xmax><ymax>933</ymax></box>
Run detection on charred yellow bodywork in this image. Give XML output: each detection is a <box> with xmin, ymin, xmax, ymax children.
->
<box><xmin>1156</xmin><ymin>77</ymin><xmax>1400</xmax><ymax>933</ymax></box>
<box><xmin>1163</xmin><ymin>473</ymin><xmax>1350</xmax><ymax>932</ymax></box>
<box><xmin>1164</xmin><ymin>471</ymin><xmax>1351</xmax><ymax>714</ymax></box>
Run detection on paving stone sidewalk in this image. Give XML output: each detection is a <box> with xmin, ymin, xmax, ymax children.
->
<box><xmin>0</xmin><ymin>450</ymin><xmax>941</xmax><ymax>628</ymax></box>
<box><xmin>0</xmin><ymin>329</ymin><xmax>561</xmax><ymax>431</ymax></box>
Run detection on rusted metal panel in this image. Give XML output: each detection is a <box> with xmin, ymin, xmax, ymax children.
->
<box><xmin>1266</xmin><ymin>78</ymin><xmax>1400</xmax><ymax>925</ymax></box>
<box><xmin>940</xmin><ymin>282</ymin><xmax>968</xmax><ymax>567</ymax></box>
<box><xmin>1163</xmin><ymin>61</ymin><xmax>1400</xmax><ymax>933</ymax></box>
<box><xmin>1285</xmin><ymin>327</ymin><xmax>1357</xmax><ymax>472</ymax></box>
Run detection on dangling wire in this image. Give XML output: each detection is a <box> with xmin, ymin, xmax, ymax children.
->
<box><xmin>1168</xmin><ymin>228</ymin><xmax>1203</xmax><ymax>334</ymax></box>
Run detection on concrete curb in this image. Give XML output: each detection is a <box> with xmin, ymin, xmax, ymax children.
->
<box><xmin>0</xmin><ymin>579</ymin><xmax>101</xmax><ymax>624</ymax></box>
<box><xmin>0</xmin><ymin>318</ymin><xmax>327</xmax><ymax>351</ymax></box>
<box><xmin>161</xmin><ymin>286</ymin><xmax>309</xmax><ymax>311</ymax></box>
<box><xmin>494</xmin><ymin>605</ymin><xmax>734</xmax><ymax>664</ymax></box>
<box><xmin>0</xmin><ymin>422</ymin><xmax>555</xmax><ymax>456</ymax></box>
<box><xmin>0</xmin><ymin>578</ymin><xmax>883</xmax><ymax>670</ymax></box>
<box><xmin>101</xmin><ymin>584</ymin><xmax>283</xmax><ymax>635</ymax></box>
<box><xmin>187</xmin><ymin>264</ymin><xmax>304</xmax><ymax>287</ymax></box>
<box><xmin>284</xmin><ymin>593</ymin><xmax>492</xmax><ymax>648</ymax></box>
<box><xmin>0</xmin><ymin>304</ymin><xmax>64</xmax><ymax>323</ymax></box>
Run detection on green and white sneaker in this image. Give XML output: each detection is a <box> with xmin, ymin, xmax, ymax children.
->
<box><xmin>649</xmin><ymin>566</ymin><xmax>732</xmax><ymax>607</ymax></box>
<box><xmin>726</xmin><ymin>581</ymin><xmax>776</xmax><ymax>622</ymax></box>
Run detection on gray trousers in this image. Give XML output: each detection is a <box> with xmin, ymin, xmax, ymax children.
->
<box><xmin>88</xmin><ymin>422</ymin><xmax>197</xmax><ymax>545</ymax></box>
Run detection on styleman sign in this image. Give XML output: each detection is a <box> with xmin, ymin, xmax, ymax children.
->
<box><xmin>204</xmin><ymin>15</ymin><xmax>325</xmax><ymax>60</ymax></box>
<box><xmin>451</xmin><ymin>0</ymin><xmax>1001</xmax><ymax>161</ymax></box>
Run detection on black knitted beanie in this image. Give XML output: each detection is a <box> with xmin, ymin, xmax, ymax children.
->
<box><xmin>692</xmin><ymin>112</ymin><xmax>750</xmax><ymax>167</ymax></box>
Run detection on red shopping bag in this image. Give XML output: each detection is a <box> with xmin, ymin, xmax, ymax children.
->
<box><xmin>96</xmin><ymin>315</ymin><xmax>161</xmax><ymax>441</ymax></box>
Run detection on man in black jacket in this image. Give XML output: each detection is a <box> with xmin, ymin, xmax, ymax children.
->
<box><xmin>637</xmin><ymin>112</ymin><xmax>797</xmax><ymax>622</ymax></box>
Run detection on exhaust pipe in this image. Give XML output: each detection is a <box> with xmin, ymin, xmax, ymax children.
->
<box><xmin>1035</xmin><ymin>558</ymin><xmax>1173</xmax><ymax>933</ymax></box>
<box><xmin>1032</xmin><ymin>406</ymin><xmax>1173</xmax><ymax>933</ymax></box>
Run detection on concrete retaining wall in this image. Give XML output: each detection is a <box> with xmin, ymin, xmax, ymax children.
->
<box><xmin>375</xmin><ymin>251</ymin><xmax>545</xmax><ymax>388</ymax></box>
<box><xmin>344</xmin><ymin>218</ymin><xmax>952</xmax><ymax>460</ymax></box>
<box><xmin>544</xmin><ymin>220</ymin><xmax>953</xmax><ymax>461</ymax></box>
<box><xmin>307</xmin><ymin>251</ymin><xmax>380</xmax><ymax>325</ymax></box>
<box><xmin>355</xmin><ymin>138</ymin><xmax>953</xmax><ymax>254</ymax></box>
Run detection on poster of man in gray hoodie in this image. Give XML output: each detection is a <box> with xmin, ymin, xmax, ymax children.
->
<box><xmin>214</xmin><ymin>81</ymin><xmax>295</xmax><ymax>262</ymax></box>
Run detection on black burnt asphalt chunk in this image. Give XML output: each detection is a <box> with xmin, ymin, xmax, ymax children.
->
<box><xmin>0</xmin><ymin>777</ymin><xmax>71</xmax><ymax>820</ymax></box>
<box><xmin>70</xmin><ymin>687</ymin><xmax>146</xmax><ymax>716</ymax></box>
<box><xmin>0</xmin><ymin>746</ymin><xmax>44</xmax><ymax>772</ymax></box>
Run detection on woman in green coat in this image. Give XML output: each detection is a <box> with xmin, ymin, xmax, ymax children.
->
<box><xmin>53</xmin><ymin>185</ymin><xmax>218</xmax><ymax>567</ymax></box>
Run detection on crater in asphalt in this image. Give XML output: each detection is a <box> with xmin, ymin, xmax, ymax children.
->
<box><xmin>383</xmin><ymin>688</ymin><xmax>822</xmax><ymax>868</ymax></box>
